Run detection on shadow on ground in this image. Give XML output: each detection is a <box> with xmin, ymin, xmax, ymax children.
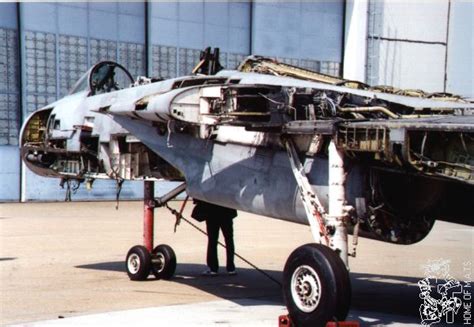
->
<box><xmin>77</xmin><ymin>262</ymin><xmax>469</xmax><ymax>326</ymax></box>
<box><xmin>77</xmin><ymin>261</ymin><xmax>283</xmax><ymax>305</ymax></box>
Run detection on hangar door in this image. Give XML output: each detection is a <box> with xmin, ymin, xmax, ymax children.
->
<box><xmin>366</xmin><ymin>0</ymin><xmax>473</xmax><ymax>98</ymax></box>
<box><xmin>252</xmin><ymin>1</ymin><xmax>344</xmax><ymax>76</ymax></box>
<box><xmin>0</xmin><ymin>3</ymin><xmax>20</xmax><ymax>202</ymax></box>
<box><xmin>19</xmin><ymin>3</ymin><xmax>147</xmax><ymax>201</ymax></box>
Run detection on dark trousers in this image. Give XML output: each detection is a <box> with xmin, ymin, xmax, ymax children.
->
<box><xmin>206</xmin><ymin>218</ymin><xmax>235</xmax><ymax>272</ymax></box>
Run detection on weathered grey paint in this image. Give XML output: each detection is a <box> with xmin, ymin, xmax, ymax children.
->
<box><xmin>112</xmin><ymin>115</ymin><xmax>366</xmax><ymax>225</ymax></box>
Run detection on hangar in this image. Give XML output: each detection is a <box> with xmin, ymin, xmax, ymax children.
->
<box><xmin>0</xmin><ymin>1</ymin><xmax>472</xmax><ymax>202</ymax></box>
<box><xmin>1</xmin><ymin>1</ymin><xmax>473</xmax><ymax>326</ymax></box>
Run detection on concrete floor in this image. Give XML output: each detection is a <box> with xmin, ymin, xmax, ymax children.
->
<box><xmin>0</xmin><ymin>201</ymin><xmax>472</xmax><ymax>326</ymax></box>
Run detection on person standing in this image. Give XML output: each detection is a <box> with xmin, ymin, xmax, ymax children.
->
<box><xmin>191</xmin><ymin>200</ymin><xmax>237</xmax><ymax>276</ymax></box>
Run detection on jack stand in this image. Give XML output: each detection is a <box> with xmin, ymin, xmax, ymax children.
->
<box><xmin>278</xmin><ymin>314</ymin><xmax>293</xmax><ymax>327</ymax></box>
<box><xmin>325</xmin><ymin>322</ymin><xmax>360</xmax><ymax>327</ymax></box>
<box><xmin>278</xmin><ymin>314</ymin><xmax>360</xmax><ymax>327</ymax></box>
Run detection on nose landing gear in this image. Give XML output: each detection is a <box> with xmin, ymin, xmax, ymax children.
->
<box><xmin>151</xmin><ymin>244</ymin><xmax>177</xmax><ymax>279</ymax></box>
<box><xmin>125</xmin><ymin>181</ymin><xmax>184</xmax><ymax>281</ymax></box>
<box><xmin>126</xmin><ymin>245</ymin><xmax>152</xmax><ymax>281</ymax></box>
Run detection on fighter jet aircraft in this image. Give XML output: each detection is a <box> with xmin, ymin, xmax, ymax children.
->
<box><xmin>20</xmin><ymin>48</ymin><xmax>473</xmax><ymax>326</ymax></box>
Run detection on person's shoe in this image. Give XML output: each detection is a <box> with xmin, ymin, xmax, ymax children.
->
<box><xmin>202</xmin><ymin>270</ymin><xmax>218</xmax><ymax>277</ymax></box>
<box><xmin>227</xmin><ymin>270</ymin><xmax>237</xmax><ymax>276</ymax></box>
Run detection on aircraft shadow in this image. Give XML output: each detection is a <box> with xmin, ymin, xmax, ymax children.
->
<box><xmin>76</xmin><ymin>261</ymin><xmax>283</xmax><ymax>306</ymax></box>
<box><xmin>76</xmin><ymin>262</ymin><xmax>468</xmax><ymax>325</ymax></box>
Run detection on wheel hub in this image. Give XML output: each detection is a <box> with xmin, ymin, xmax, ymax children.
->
<box><xmin>152</xmin><ymin>253</ymin><xmax>165</xmax><ymax>273</ymax></box>
<box><xmin>291</xmin><ymin>265</ymin><xmax>322</xmax><ymax>312</ymax></box>
<box><xmin>127</xmin><ymin>253</ymin><xmax>140</xmax><ymax>274</ymax></box>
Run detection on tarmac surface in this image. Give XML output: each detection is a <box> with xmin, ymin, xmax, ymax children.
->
<box><xmin>1</xmin><ymin>201</ymin><xmax>472</xmax><ymax>326</ymax></box>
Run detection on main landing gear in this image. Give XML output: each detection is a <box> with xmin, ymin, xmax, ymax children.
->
<box><xmin>283</xmin><ymin>244</ymin><xmax>351</xmax><ymax>327</ymax></box>
<box><xmin>125</xmin><ymin>181</ymin><xmax>185</xmax><ymax>281</ymax></box>
<box><xmin>283</xmin><ymin>139</ymin><xmax>353</xmax><ymax>327</ymax></box>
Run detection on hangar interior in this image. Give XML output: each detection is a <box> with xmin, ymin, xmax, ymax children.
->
<box><xmin>0</xmin><ymin>1</ymin><xmax>472</xmax><ymax>202</ymax></box>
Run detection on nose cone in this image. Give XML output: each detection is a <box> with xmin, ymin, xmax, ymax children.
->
<box><xmin>20</xmin><ymin>107</ymin><xmax>52</xmax><ymax>147</ymax></box>
<box><xmin>20</xmin><ymin>108</ymin><xmax>61</xmax><ymax>177</ymax></box>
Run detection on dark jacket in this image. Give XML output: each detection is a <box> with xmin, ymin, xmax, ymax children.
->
<box><xmin>191</xmin><ymin>200</ymin><xmax>237</xmax><ymax>222</ymax></box>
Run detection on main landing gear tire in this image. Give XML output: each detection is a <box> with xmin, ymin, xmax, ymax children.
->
<box><xmin>283</xmin><ymin>243</ymin><xmax>351</xmax><ymax>327</ymax></box>
<box><xmin>126</xmin><ymin>245</ymin><xmax>152</xmax><ymax>281</ymax></box>
<box><xmin>151</xmin><ymin>244</ymin><xmax>177</xmax><ymax>280</ymax></box>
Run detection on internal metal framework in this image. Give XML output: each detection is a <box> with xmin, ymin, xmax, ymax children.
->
<box><xmin>20</xmin><ymin>55</ymin><xmax>473</xmax><ymax>248</ymax></box>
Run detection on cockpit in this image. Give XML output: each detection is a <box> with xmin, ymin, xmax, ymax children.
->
<box><xmin>69</xmin><ymin>61</ymin><xmax>134</xmax><ymax>96</ymax></box>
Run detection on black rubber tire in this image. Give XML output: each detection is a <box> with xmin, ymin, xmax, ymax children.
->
<box><xmin>151</xmin><ymin>244</ymin><xmax>177</xmax><ymax>280</ymax></box>
<box><xmin>283</xmin><ymin>243</ymin><xmax>351</xmax><ymax>327</ymax></box>
<box><xmin>126</xmin><ymin>245</ymin><xmax>152</xmax><ymax>281</ymax></box>
<box><xmin>309</xmin><ymin>244</ymin><xmax>351</xmax><ymax>321</ymax></box>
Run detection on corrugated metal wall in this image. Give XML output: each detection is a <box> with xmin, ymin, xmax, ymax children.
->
<box><xmin>148</xmin><ymin>2</ymin><xmax>251</xmax><ymax>78</ymax></box>
<box><xmin>252</xmin><ymin>1</ymin><xmax>343</xmax><ymax>75</ymax></box>
<box><xmin>446</xmin><ymin>1</ymin><xmax>473</xmax><ymax>97</ymax></box>
<box><xmin>366</xmin><ymin>0</ymin><xmax>473</xmax><ymax>98</ymax></box>
<box><xmin>0</xmin><ymin>1</ymin><xmax>347</xmax><ymax>202</ymax></box>
<box><xmin>0</xmin><ymin>3</ymin><xmax>20</xmax><ymax>202</ymax></box>
<box><xmin>19</xmin><ymin>3</ymin><xmax>147</xmax><ymax>201</ymax></box>
<box><xmin>2</xmin><ymin>0</ymin><xmax>472</xmax><ymax>202</ymax></box>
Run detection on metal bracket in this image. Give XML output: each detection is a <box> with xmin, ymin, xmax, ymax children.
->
<box><xmin>284</xmin><ymin>136</ymin><xmax>350</xmax><ymax>267</ymax></box>
<box><xmin>153</xmin><ymin>182</ymin><xmax>187</xmax><ymax>207</ymax></box>
<box><xmin>283</xmin><ymin>136</ymin><xmax>329</xmax><ymax>245</ymax></box>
